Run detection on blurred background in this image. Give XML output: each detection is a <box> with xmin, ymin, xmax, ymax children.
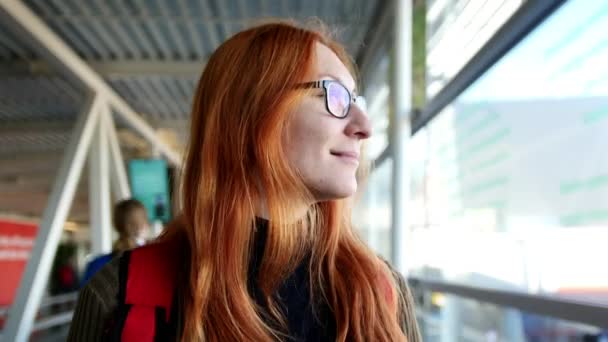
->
<box><xmin>0</xmin><ymin>0</ymin><xmax>607</xmax><ymax>341</ymax></box>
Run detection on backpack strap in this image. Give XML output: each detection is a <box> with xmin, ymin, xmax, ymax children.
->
<box><xmin>120</xmin><ymin>241</ymin><xmax>179</xmax><ymax>341</ymax></box>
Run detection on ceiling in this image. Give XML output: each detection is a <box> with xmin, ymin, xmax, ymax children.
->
<box><xmin>0</xmin><ymin>0</ymin><xmax>387</xmax><ymax>223</ymax></box>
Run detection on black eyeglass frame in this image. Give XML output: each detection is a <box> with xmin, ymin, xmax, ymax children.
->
<box><xmin>296</xmin><ymin>80</ymin><xmax>362</xmax><ymax>119</ymax></box>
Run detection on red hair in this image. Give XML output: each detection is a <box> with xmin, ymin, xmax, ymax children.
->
<box><xmin>161</xmin><ymin>21</ymin><xmax>406</xmax><ymax>341</ymax></box>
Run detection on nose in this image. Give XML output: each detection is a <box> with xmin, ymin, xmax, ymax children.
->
<box><xmin>344</xmin><ymin>103</ymin><xmax>372</xmax><ymax>139</ymax></box>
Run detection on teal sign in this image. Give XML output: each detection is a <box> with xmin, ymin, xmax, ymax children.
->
<box><xmin>128</xmin><ymin>159</ymin><xmax>171</xmax><ymax>223</ymax></box>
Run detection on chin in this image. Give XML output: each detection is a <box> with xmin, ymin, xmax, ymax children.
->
<box><xmin>316</xmin><ymin>182</ymin><xmax>358</xmax><ymax>201</ymax></box>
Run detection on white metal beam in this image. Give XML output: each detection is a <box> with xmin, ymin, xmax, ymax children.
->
<box><xmin>390</xmin><ymin>0</ymin><xmax>412</xmax><ymax>274</ymax></box>
<box><xmin>89</xmin><ymin>102</ymin><xmax>112</xmax><ymax>254</ymax></box>
<box><xmin>106</xmin><ymin>104</ymin><xmax>132</xmax><ymax>201</ymax></box>
<box><xmin>0</xmin><ymin>0</ymin><xmax>182</xmax><ymax>167</ymax></box>
<box><xmin>2</xmin><ymin>94</ymin><xmax>103</xmax><ymax>342</ymax></box>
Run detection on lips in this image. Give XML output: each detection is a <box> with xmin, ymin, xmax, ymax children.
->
<box><xmin>331</xmin><ymin>151</ymin><xmax>359</xmax><ymax>159</ymax></box>
<box><xmin>330</xmin><ymin>150</ymin><xmax>360</xmax><ymax>165</ymax></box>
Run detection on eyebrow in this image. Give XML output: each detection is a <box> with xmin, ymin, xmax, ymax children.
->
<box><xmin>318</xmin><ymin>73</ymin><xmax>357</xmax><ymax>94</ymax></box>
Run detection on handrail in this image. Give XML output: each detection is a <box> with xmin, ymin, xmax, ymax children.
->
<box><xmin>0</xmin><ymin>311</ymin><xmax>74</xmax><ymax>341</ymax></box>
<box><xmin>31</xmin><ymin>311</ymin><xmax>74</xmax><ymax>332</ymax></box>
<box><xmin>408</xmin><ymin>276</ymin><xmax>608</xmax><ymax>328</ymax></box>
<box><xmin>38</xmin><ymin>292</ymin><xmax>79</xmax><ymax>308</ymax></box>
<box><xmin>0</xmin><ymin>292</ymin><xmax>78</xmax><ymax>317</ymax></box>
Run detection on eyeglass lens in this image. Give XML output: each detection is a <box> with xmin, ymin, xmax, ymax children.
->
<box><xmin>326</xmin><ymin>82</ymin><xmax>350</xmax><ymax>117</ymax></box>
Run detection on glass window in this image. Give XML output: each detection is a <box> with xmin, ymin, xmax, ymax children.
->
<box><xmin>409</xmin><ymin>0</ymin><xmax>608</xmax><ymax>306</ymax></box>
<box><xmin>413</xmin><ymin>290</ymin><xmax>607</xmax><ymax>342</ymax></box>
<box><xmin>353</xmin><ymin>159</ymin><xmax>393</xmax><ymax>261</ymax></box>
<box><xmin>426</xmin><ymin>0</ymin><xmax>524</xmax><ymax>99</ymax></box>
<box><xmin>363</xmin><ymin>55</ymin><xmax>391</xmax><ymax>160</ymax></box>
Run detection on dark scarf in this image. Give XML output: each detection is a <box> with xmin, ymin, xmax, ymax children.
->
<box><xmin>248</xmin><ymin>218</ymin><xmax>337</xmax><ymax>341</ymax></box>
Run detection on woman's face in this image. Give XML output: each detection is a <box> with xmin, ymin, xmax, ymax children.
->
<box><xmin>284</xmin><ymin>42</ymin><xmax>372</xmax><ymax>201</ymax></box>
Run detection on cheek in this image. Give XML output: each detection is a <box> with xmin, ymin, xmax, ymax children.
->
<box><xmin>284</xmin><ymin>116</ymin><xmax>336</xmax><ymax>169</ymax></box>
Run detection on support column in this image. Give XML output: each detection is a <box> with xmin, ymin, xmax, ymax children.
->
<box><xmin>106</xmin><ymin>105</ymin><xmax>131</xmax><ymax>202</ymax></box>
<box><xmin>3</xmin><ymin>95</ymin><xmax>103</xmax><ymax>342</ymax></box>
<box><xmin>89</xmin><ymin>102</ymin><xmax>112</xmax><ymax>254</ymax></box>
<box><xmin>390</xmin><ymin>0</ymin><xmax>413</xmax><ymax>274</ymax></box>
<box><xmin>367</xmin><ymin>175</ymin><xmax>379</xmax><ymax>252</ymax></box>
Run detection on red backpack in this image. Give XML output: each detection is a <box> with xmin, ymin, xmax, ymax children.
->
<box><xmin>111</xmin><ymin>241</ymin><xmax>180</xmax><ymax>341</ymax></box>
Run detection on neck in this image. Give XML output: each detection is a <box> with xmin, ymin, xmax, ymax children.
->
<box><xmin>255</xmin><ymin>195</ymin><xmax>311</xmax><ymax>222</ymax></box>
<box><xmin>253</xmin><ymin>175</ymin><xmax>312</xmax><ymax>222</ymax></box>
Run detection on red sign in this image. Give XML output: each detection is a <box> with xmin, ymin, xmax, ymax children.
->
<box><xmin>0</xmin><ymin>219</ymin><xmax>38</xmax><ymax>307</ymax></box>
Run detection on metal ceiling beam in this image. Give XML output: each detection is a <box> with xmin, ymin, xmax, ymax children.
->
<box><xmin>198</xmin><ymin>1</ymin><xmax>220</xmax><ymax>48</ymax></box>
<box><xmin>0</xmin><ymin>0</ymin><xmax>182</xmax><ymax>166</ymax></box>
<box><xmin>34</xmin><ymin>0</ymin><xmax>95</xmax><ymax>60</ymax></box>
<box><xmin>112</xmin><ymin>0</ymin><xmax>158</xmax><ymax>59</ymax></box>
<box><xmin>39</xmin><ymin>14</ymin><xmax>360</xmax><ymax>25</ymax></box>
<box><xmin>156</xmin><ymin>0</ymin><xmax>189</xmax><ymax>60</ymax></box>
<box><xmin>215</xmin><ymin>0</ymin><xmax>231</xmax><ymax>39</ymax></box>
<box><xmin>177</xmin><ymin>0</ymin><xmax>205</xmax><ymax>57</ymax></box>
<box><xmin>97</xmin><ymin>0</ymin><xmax>140</xmax><ymax>60</ymax></box>
<box><xmin>0</xmin><ymin>59</ymin><xmax>207</xmax><ymax>76</ymax></box>
<box><xmin>134</xmin><ymin>0</ymin><xmax>172</xmax><ymax>59</ymax></box>
<box><xmin>50</xmin><ymin>0</ymin><xmax>109</xmax><ymax>60</ymax></box>
<box><xmin>71</xmin><ymin>0</ymin><xmax>124</xmax><ymax>59</ymax></box>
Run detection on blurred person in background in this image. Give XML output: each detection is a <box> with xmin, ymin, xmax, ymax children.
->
<box><xmin>110</xmin><ymin>198</ymin><xmax>150</xmax><ymax>251</ymax></box>
<box><xmin>80</xmin><ymin>198</ymin><xmax>149</xmax><ymax>285</ymax></box>
<box><xmin>69</xmin><ymin>21</ymin><xmax>421</xmax><ymax>342</ymax></box>
<box><xmin>50</xmin><ymin>233</ymin><xmax>78</xmax><ymax>295</ymax></box>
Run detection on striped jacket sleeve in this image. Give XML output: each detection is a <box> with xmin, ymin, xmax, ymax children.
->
<box><xmin>67</xmin><ymin>256</ymin><xmax>121</xmax><ymax>342</ymax></box>
<box><xmin>394</xmin><ymin>270</ymin><xmax>422</xmax><ymax>342</ymax></box>
<box><xmin>382</xmin><ymin>259</ymin><xmax>422</xmax><ymax>342</ymax></box>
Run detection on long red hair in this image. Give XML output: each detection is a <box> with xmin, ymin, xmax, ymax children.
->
<box><xmin>161</xmin><ymin>21</ymin><xmax>406</xmax><ymax>341</ymax></box>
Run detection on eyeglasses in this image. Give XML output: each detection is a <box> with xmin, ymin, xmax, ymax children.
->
<box><xmin>297</xmin><ymin>80</ymin><xmax>366</xmax><ymax>119</ymax></box>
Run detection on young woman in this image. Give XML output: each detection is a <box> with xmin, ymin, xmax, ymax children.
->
<box><xmin>69</xmin><ymin>21</ymin><xmax>421</xmax><ymax>342</ymax></box>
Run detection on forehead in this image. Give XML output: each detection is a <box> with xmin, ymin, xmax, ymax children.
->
<box><xmin>312</xmin><ymin>42</ymin><xmax>356</xmax><ymax>92</ymax></box>
<box><xmin>127</xmin><ymin>207</ymin><xmax>146</xmax><ymax>217</ymax></box>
